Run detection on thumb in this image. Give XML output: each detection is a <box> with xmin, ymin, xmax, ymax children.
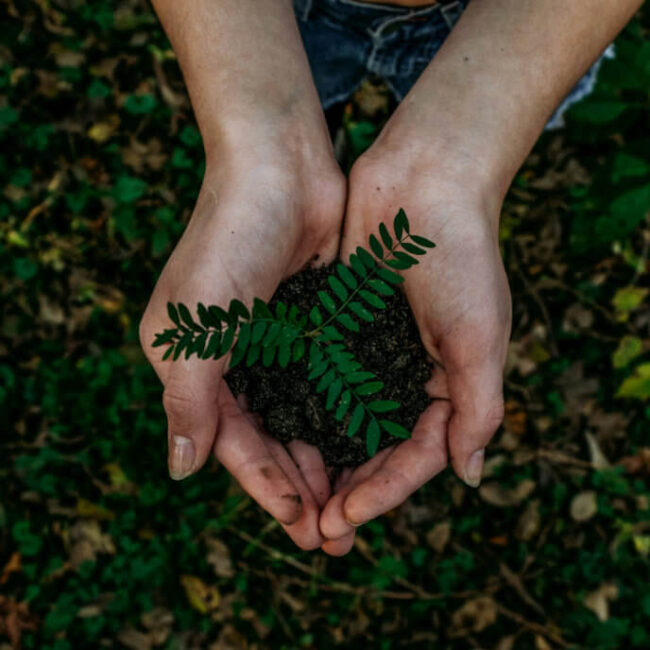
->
<box><xmin>446</xmin><ymin>355</ymin><xmax>505</xmax><ymax>488</ymax></box>
<box><xmin>162</xmin><ymin>356</ymin><xmax>223</xmax><ymax>480</ymax></box>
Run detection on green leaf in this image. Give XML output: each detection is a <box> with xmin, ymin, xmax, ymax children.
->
<box><xmin>308</xmin><ymin>359</ymin><xmax>329</xmax><ymax>381</ymax></box>
<box><xmin>347</xmin><ymin>404</ymin><xmax>365</xmax><ymax>437</ymax></box>
<box><xmin>203</xmin><ymin>330</ymin><xmax>221</xmax><ymax>358</ymax></box>
<box><xmin>335</xmin><ymin>390</ymin><xmax>352</xmax><ymax>420</ymax></box>
<box><xmin>316</xmin><ymin>369</ymin><xmax>336</xmax><ymax>393</ymax></box>
<box><xmin>569</xmin><ymin>99</ymin><xmax>628</xmax><ymax>124</ymax></box>
<box><xmin>252</xmin><ymin>297</ymin><xmax>273</xmax><ymax>320</ymax></box>
<box><xmin>153</xmin><ymin>329</ymin><xmax>177</xmax><ymax>347</ymax></box>
<box><xmin>197</xmin><ymin>303</ymin><xmax>214</xmax><ymax>328</ymax></box>
<box><xmin>173</xmin><ymin>332</ymin><xmax>192</xmax><ymax>360</ymax></box>
<box><xmin>337</xmin><ymin>264</ymin><xmax>358</xmax><ymax>290</ymax></box>
<box><xmin>263</xmin><ymin>322</ymin><xmax>282</xmax><ymax>346</ymax></box>
<box><xmin>262</xmin><ymin>343</ymin><xmax>276</xmax><ymax>367</ymax></box>
<box><xmin>380</xmin><ymin>420</ymin><xmax>411</xmax><ymax>439</ymax></box>
<box><xmin>368</xmin><ymin>400</ymin><xmax>400</xmax><ymax>413</ymax></box>
<box><xmin>612</xmin><ymin>336</ymin><xmax>643</xmax><ymax>369</ymax></box>
<box><xmin>228</xmin><ymin>298</ymin><xmax>250</xmax><ymax>321</ymax></box>
<box><xmin>401</xmin><ymin>242</ymin><xmax>426</xmax><ymax>255</ymax></box>
<box><xmin>616</xmin><ymin>363</ymin><xmax>650</xmax><ymax>400</ymax></box>
<box><xmin>167</xmin><ymin>303</ymin><xmax>180</xmax><ymax>327</ymax></box>
<box><xmin>386</xmin><ymin>257</ymin><xmax>412</xmax><ymax>270</ymax></box>
<box><xmin>321</xmin><ymin>326</ymin><xmax>344</xmax><ymax>342</ymax></box>
<box><xmin>251</xmin><ymin>321</ymin><xmax>267</xmax><ymax>344</ymax></box>
<box><xmin>190</xmin><ymin>331</ymin><xmax>207</xmax><ymax>357</ymax></box>
<box><xmin>369</xmin><ymin>234</ymin><xmax>383</xmax><ymax>258</ymax></box>
<box><xmin>357</xmin><ymin>246</ymin><xmax>377</xmax><ymax>269</ymax></box>
<box><xmin>328</xmin><ymin>276</ymin><xmax>349</xmax><ymax>301</ymax></box>
<box><xmin>395</xmin><ymin>251</ymin><xmax>418</xmax><ymax>266</ymax></box>
<box><xmin>275</xmin><ymin>301</ymin><xmax>287</xmax><ymax>320</ymax></box>
<box><xmin>336</xmin><ymin>313</ymin><xmax>359</xmax><ymax>332</ymax></box>
<box><xmin>228</xmin><ymin>343</ymin><xmax>246</xmax><ymax>369</ymax></box>
<box><xmin>366</xmin><ymin>419</ymin><xmax>381</xmax><ymax>457</ymax></box>
<box><xmin>209</xmin><ymin>305</ymin><xmax>230</xmax><ymax>325</ymax></box>
<box><xmin>178</xmin><ymin>303</ymin><xmax>202</xmax><ymax>332</ymax></box>
<box><xmin>326</xmin><ymin>378</ymin><xmax>343</xmax><ymax>410</ymax></box>
<box><xmin>346</xmin><ymin>371</ymin><xmax>376</xmax><ymax>384</ymax></box>
<box><xmin>367</xmin><ymin>278</ymin><xmax>394</xmax><ymax>296</ymax></box>
<box><xmin>309</xmin><ymin>306</ymin><xmax>323</xmax><ymax>327</ymax></box>
<box><xmin>377</xmin><ymin>267</ymin><xmax>404</xmax><ymax>285</ymax></box>
<box><xmin>337</xmin><ymin>360</ymin><xmax>362</xmax><ymax>374</ymax></box>
<box><xmin>394</xmin><ymin>208</ymin><xmax>410</xmax><ymax>239</ymax></box>
<box><xmin>162</xmin><ymin>345</ymin><xmax>174</xmax><ymax>361</ymax></box>
<box><xmin>356</xmin><ymin>381</ymin><xmax>384</xmax><ymax>396</ymax></box>
<box><xmin>219</xmin><ymin>323</ymin><xmax>237</xmax><ymax>356</ymax></box>
<box><xmin>292</xmin><ymin>338</ymin><xmax>306</xmax><ymax>362</ymax></box>
<box><xmin>349</xmin><ymin>254</ymin><xmax>368</xmax><ymax>278</ymax></box>
<box><xmin>236</xmin><ymin>322</ymin><xmax>251</xmax><ymax>351</ymax></box>
<box><xmin>318</xmin><ymin>291</ymin><xmax>337</xmax><ymax>315</ymax></box>
<box><xmin>410</xmin><ymin>234</ymin><xmax>436</xmax><ymax>249</ymax></box>
<box><xmin>309</xmin><ymin>342</ymin><xmax>323</xmax><ymax>365</ymax></box>
<box><xmin>349</xmin><ymin>301</ymin><xmax>374</xmax><ymax>322</ymax></box>
<box><xmin>379</xmin><ymin>223</ymin><xmax>393</xmax><ymax>249</ymax></box>
<box><xmin>278</xmin><ymin>343</ymin><xmax>291</xmax><ymax>368</ymax></box>
<box><xmin>359</xmin><ymin>290</ymin><xmax>386</xmax><ymax>310</ymax></box>
<box><xmin>246</xmin><ymin>343</ymin><xmax>261</xmax><ymax>367</ymax></box>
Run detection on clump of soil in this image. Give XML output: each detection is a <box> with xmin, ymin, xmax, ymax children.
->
<box><xmin>225</xmin><ymin>265</ymin><xmax>432</xmax><ymax>468</ymax></box>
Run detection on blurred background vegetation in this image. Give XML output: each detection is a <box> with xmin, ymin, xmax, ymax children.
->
<box><xmin>1</xmin><ymin>2</ymin><xmax>649</xmax><ymax>649</ymax></box>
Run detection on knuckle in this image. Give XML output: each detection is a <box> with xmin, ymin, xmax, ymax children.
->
<box><xmin>162</xmin><ymin>388</ymin><xmax>203</xmax><ymax>427</ymax></box>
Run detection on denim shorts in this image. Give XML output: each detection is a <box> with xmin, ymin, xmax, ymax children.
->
<box><xmin>294</xmin><ymin>0</ymin><xmax>614</xmax><ymax>130</ymax></box>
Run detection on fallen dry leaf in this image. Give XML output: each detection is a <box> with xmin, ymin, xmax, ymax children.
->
<box><xmin>570</xmin><ymin>491</ymin><xmax>598</xmax><ymax>522</ymax></box>
<box><xmin>479</xmin><ymin>480</ymin><xmax>536</xmax><ymax>507</ymax></box>
<box><xmin>584</xmin><ymin>582</ymin><xmax>619</xmax><ymax>621</ymax></box>
<box><xmin>450</xmin><ymin>596</ymin><xmax>498</xmax><ymax>637</ymax></box>
<box><xmin>180</xmin><ymin>575</ymin><xmax>220</xmax><ymax>615</ymax></box>
<box><xmin>426</xmin><ymin>521</ymin><xmax>451</xmax><ymax>553</ymax></box>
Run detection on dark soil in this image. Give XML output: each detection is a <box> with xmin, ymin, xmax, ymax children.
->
<box><xmin>225</xmin><ymin>265</ymin><xmax>432</xmax><ymax>468</ymax></box>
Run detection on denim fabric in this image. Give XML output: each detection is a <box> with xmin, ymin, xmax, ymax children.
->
<box><xmin>294</xmin><ymin>0</ymin><xmax>614</xmax><ymax>130</ymax></box>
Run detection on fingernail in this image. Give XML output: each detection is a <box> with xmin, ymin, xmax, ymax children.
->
<box><xmin>345</xmin><ymin>518</ymin><xmax>365</xmax><ymax>528</ymax></box>
<box><xmin>463</xmin><ymin>449</ymin><xmax>485</xmax><ymax>488</ymax></box>
<box><xmin>169</xmin><ymin>435</ymin><xmax>195</xmax><ymax>480</ymax></box>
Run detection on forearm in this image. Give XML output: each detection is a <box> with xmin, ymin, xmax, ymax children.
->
<box><xmin>150</xmin><ymin>0</ymin><xmax>332</xmax><ymax>166</ymax></box>
<box><xmin>373</xmin><ymin>0</ymin><xmax>641</xmax><ymax>205</ymax></box>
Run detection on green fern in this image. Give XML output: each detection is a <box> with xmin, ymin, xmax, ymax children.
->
<box><xmin>152</xmin><ymin>209</ymin><xmax>435</xmax><ymax>457</ymax></box>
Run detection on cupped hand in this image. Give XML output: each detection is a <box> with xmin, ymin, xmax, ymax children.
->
<box><xmin>319</xmin><ymin>150</ymin><xmax>512</xmax><ymax>553</ymax></box>
<box><xmin>140</xmin><ymin>157</ymin><xmax>345</xmax><ymax>550</ymax></box>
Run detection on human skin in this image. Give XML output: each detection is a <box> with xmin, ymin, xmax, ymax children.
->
<box><xmin>142</xmin><ymin>0</ymin><xmax>642</xmax><ymax>555</ymax></box>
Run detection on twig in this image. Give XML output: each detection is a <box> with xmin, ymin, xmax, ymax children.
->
<box><xmin>496</xmin><ymin>602</ymin><xmax>569</xmax><ymax>648</ymax></box>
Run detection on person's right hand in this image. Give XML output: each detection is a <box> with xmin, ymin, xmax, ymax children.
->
<box><xmin>139</xmin><ymin>147</ymin><xmax>345</xmax><ymax>550</ymax></box>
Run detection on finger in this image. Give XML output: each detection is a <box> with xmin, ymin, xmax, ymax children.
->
<box><xmin>321</xmin><ymin>531</ymin><xmax>356</xmax><ymax>557</ymax></box>
<box><xmin>213</xmin><ymin>386</ymin><xmax>303</xmax><ymax>526</ymax></box>
<box><xmin>445</xmin><ymin>356</ymin><xmax>505</xmax><ymax>488</ymax></box>
<box><xmin>319</xmin><ymin>447</ymin><xmax>395</xmax><ymax>540</ymax></box>
<box><xmin>162</xmin><ymin>355</ymin><xmax>225</xmax><ymax>480</ymax></box>
<box><xmin>343</xmin><ymin>399</ymin><xmax>451</xmax><ymax>526</ymax></box>
<box><xmin>261</xmin><ymin>434</ymin><xmax>325</xmax><ymax>551</ymax></box>
<box><xmin>287</xmin><ymin>440</ymin><xmax>331</xmax><ymax>508</ymax></box>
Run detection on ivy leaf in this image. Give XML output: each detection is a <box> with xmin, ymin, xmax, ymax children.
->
<box><xmin>337</xmin><ymin>264</ymin><xmax>358</xmax><ymax>290</ymax></box>
<box><xmin>366</xmin><ymin>419</ymin><xmax>381</xmax><ymax>457</ymax></box>
<box><xmin>359</xmin><ymin>290</ymin><xmax>386</xmax><ymax>310</ymax></box>
<box><xmin>368</xmin><ymin>400</ymin><xmax>400</xmax><ymax>413</ymax></box>
<box><xmin>369</xmin><ymin>234</ymin><xmax>383</xmax><ymax>258</ymax></box>
<box><xmin>336</xmin><ymin>313</ymin><xmax>359</xmax><ymax>332</ymax></box>
<box><xmin>379</xmin><ymin>222</ymin><xmax>393</xmax><ymax>249</ymax></box>
<box><xmin>167</xmin><ymin>302</ymin><xmax>180</xmax><ymax>327</ymax></box>
<box><xmin>318</xmin><ymin>291</ymin><xmax>337</xmax><ymax>315</ymax></box>
<box><xmin>380</xmin><ymin>420</ymin><xmax>411</xmax><ymax>439</ymax></box>
<box><xmin>228</xmin><ymin>298</ymin><xmax>250</xmax><ymax>321</ymax></box>
<box><xmin>394</xmin><ymin>208</ymin><xmax>410</xmax><ymax>239</ymax></box>
<box><xmin>328</xmin><ymin>276</ymin><xmax>349</xmax><ymax>301</ymax></box>
<box><xmin>347</xmin><ymin>404</ymin><xmax>365</xmax><ymax>437</ymax></box>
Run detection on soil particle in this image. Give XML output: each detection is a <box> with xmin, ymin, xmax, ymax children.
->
<box><xmin>226</xmin><ymin>265</ymin><xmax>432</xmax><ymax>468</ymax></box>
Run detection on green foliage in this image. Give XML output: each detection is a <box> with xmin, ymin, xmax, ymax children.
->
<box><xmin>153</xmin><ymin>211</ymin><xmax>436</xmax><ymax>455</ymax></box>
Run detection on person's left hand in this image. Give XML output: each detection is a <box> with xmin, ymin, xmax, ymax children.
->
<box><xmin>318</xmin><ymin>138</ymin><xmax>512</xmax><ymax>556</ymax></box>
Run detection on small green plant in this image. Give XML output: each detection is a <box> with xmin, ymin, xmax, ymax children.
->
<box><xmin>152</xmin><ymin>209</ymin><xmax>435</xmax><ymax>456</ymax></box>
